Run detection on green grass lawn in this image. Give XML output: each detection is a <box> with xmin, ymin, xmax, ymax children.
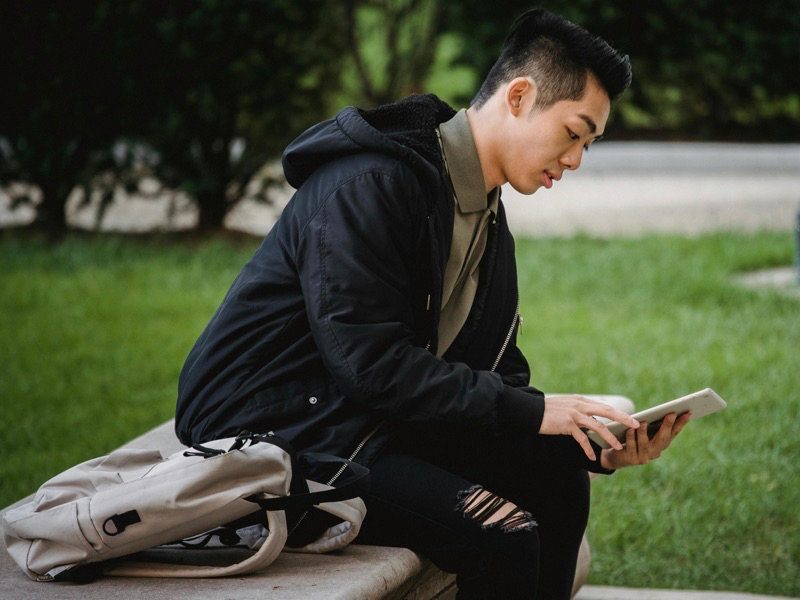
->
<box><xmin>1</xmin><ymin>229</ymin><xmax>798</xmax><ymax>596</ymax></box>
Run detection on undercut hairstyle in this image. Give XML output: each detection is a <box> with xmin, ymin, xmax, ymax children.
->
<box><xmin>471</xmin><ymin>8</ymin><xmax>632</xmax><ymax>111</ymax></box>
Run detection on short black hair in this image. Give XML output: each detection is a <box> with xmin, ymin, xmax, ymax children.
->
<box><xmin>471</xmin><ymin>8</ymin><xmax>632</xmax><ymax>110</ymax></box>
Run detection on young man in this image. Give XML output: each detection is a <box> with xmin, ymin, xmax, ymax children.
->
<box><xmin>176</xmin><ymin>8</ymin><xmax>689</xmax><ymax>599</ymax></box>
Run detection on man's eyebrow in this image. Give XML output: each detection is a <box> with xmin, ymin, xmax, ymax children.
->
<box><xmin>578</xmin><ymin>114</ymin><xmax>597</xmax><ymax>135</ymax></box>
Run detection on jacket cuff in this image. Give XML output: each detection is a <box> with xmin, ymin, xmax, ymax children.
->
<box><xmin>586</xmin><ymin>439</ymin><xmax>616</xmax><ymax>475</ymax></box>
<box><xmin>553</xmin><ymin>431</ymin><xmax>616</xmax><ymax>475</ymax></box>
<box><xmin>498</xmin><ymin>385</ymin><xmax>545</xmax><ymax>434</ymax></box>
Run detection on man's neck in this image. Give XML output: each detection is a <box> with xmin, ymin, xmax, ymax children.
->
<box><xmin>465</xmin><ymin>105</ymin><xmax>505</xmax><ymax>194</ymax></box>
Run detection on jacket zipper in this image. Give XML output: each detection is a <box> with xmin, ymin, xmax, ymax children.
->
<box><xmin>325</xmin><ymin>420</ymin><xmax>383</xmax><ymax>486</ymax></box>
<box><xmin>287</xmin><ymin>420</ymin><xmax>383</xmax><ymax>537</ymax></box>
<box><xmin>490</xmin><ymin>294</ymin><xmax>520</xmax><ymax>372</ymax></box>
<box><xmin>288</xmin><ymin>294</ymin><xmax>519</xmax><ymax>537</ymax></box>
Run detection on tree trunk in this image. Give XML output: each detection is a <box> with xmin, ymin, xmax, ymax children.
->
<box><xmin>33</xmin><ymin>178</ymin><xmax>70</xmax><ymax>240</ymax></box>
<box><xmin>194</xmin><ymin>188</ymin><xmax>229</xmax><ymax>231</ymax></box>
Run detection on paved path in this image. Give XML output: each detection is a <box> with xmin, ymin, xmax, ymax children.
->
<box><xmin>576</xmin><ymin>586</ymin><xmax>799</xmax><ymax>600</ymax></box>
<box><xmin>502</xmin><ymin>142</ymin><xmax>800</xmax><ymax>237</ymax></box>
<box><xmin>1</xmin><ymin>142</ymin><xmax>798</xmax><ymax>237</ymax></box>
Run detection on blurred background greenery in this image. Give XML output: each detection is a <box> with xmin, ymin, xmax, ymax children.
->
<box><xmin>1</xmin><ymin>0</ymin><xmax>799</xmax><ymax>236</ymax></box>
<box><xmin>1</xmin><ymin>1</ymin><xmax>799</xmax><ymax>595</ymax></box>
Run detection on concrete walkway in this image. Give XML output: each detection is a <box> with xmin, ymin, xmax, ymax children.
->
<box><xmin>502</xmin><ymin>142</ymin><xmax>800</xmax><ymax>237</ymax></box>
<box><xmin>1</xmin><ymin>142</ymin><xmax>799</xmax><ymax>237</ymax></box>
<box><xmin>576</xmin><ymin>586</ymin><xmax>799</xmax><ymax>600</ymax></box>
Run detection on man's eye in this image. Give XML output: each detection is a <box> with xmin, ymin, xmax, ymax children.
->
<box><xmin>567</xmin><ymin>129</ymin><xmax>579</xmax><ymax>141</ymax></box>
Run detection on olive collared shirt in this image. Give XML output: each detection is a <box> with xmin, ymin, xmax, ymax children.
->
<box><xmin>436</xmin><ymin>109</ymin><xmax>500</xmax><ymax>356</ymax></box>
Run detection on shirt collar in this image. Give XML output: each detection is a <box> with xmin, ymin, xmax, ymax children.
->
<box><xmin>438</xmin><ymin>109</ymin><xmax>498</xmax><ymax>214</ymax></box>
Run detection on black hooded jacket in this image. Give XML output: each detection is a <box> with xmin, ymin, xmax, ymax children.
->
<box><xmin>175</xmin><ymin>94</ymin><xmax>546</xmax><ymax>469</ymax></box>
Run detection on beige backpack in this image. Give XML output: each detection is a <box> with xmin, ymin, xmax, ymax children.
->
<box><xmin>2</xmin><ymin>432</ymin><xmax>368</xmax><ymax>582</ymax></box>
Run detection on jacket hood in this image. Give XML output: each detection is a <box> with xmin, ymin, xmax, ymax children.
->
<box><xmin>282</xmin><ymin>94</ymin><xmax>456</xmax><ymax>189</ymax></box>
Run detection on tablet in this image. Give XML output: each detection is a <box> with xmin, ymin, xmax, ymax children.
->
<box><xmin>587</xmin><ymin>388</ymin><xmax>727</xmax><ymax>450</ymax></box>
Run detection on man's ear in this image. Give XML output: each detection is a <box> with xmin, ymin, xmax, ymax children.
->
<box><xmin>505</xmin><ymin>77</ymin><xmax>536</xmax><ymax>116</ymax></box>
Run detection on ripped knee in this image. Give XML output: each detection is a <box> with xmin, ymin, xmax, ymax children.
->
<box><xmin>454</xmin><ymin>485</ymin><xmax>537</xmax><ymax>533</ymax></box>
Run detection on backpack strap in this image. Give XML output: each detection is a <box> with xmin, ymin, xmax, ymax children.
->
<box><xmin>247</xmin><ymin>453</ymin><xmax>369</xmax><ymax>510</ymax></box>
<box><xmin>284</xmin><ymin>480</ymin><xmax>367</xmax><ymax>554</ymax></box>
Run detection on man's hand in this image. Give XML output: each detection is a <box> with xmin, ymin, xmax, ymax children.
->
<box><xmin>539</xmin><ymin>395</ymin><xmax>641</xmax><ymax>461</ymax></box>
<box><xmin>600</xmin><ymin>412</ymin><xmax>692</xmax><ymax>470</ymax></box>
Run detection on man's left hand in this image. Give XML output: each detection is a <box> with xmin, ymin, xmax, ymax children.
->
<box><xmin>600</xmin><ymin>412</ymin><xmax>692</xmax><ymax>470</ymax></box>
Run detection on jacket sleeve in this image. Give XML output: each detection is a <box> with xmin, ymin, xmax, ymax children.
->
<box><xmin>493</xmin><ymin>333</ymin><xmax>533</xmax><ymax>389</ymax></box>
<box><xmin>295</xmin><ymin>165</ymin><xmax>544</xmax><ymax>436</ymax></box>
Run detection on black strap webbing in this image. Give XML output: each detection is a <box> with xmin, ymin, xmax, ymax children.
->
<box><xmin>246</xmin><ymin>453</ymin><xmax>369</xmax><ymax>511</ymax></box>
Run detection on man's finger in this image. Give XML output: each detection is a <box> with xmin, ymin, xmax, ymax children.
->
<box><xmin>580</xmin><ymin>416</ymin><xmax>623</xmax><ymax>451</ymax></box>
<box><xmin>625</xmin><ymin>426</ymin><xmax>636</xmax><ymax>448</ymax></box>
<box><xmin>582</xmin><ymin>401</ymin><xmax>640</xmax><ymax>430</ymax></box>
<box><xmin>669</xmin><ymin>411</ymin><xmax>692</xmax><ymax>440</ymax></box>
<box><xmin>572</xmin><ymin>428</ymin><xmax>597</xmax><ymax>461</ymax></box>
<box><xmin>619</xmin><ymin>427</ymin><xmax>637</xmax><ymax>463</ymax></box>
<box><xmin>636</xmin><ymin>422</ymin><xmax>650</xmax><ymax>462</ymax></box>
<box><xmin>654</xmin><ymin>413</ymin><xmax>678</xmax><ymax>445</ymax></box>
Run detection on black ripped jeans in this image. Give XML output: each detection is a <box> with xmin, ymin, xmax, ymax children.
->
<box><xmin>354</xmin><ymin>429</ymin><xmax>597</xmax><ymax>600</ymax></box>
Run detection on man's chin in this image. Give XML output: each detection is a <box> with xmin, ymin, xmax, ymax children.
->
<box><xmin>509</xmin><ymin>181</ymin><xmax>542</xmax><ymax>196</ymax></box>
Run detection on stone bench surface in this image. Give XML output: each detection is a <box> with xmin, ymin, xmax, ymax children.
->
<box><xmin>2</xmin><ymin>395</ymin><xmax>633</xmax><ymax>599</ymax></box>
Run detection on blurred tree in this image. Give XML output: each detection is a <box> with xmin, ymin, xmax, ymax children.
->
<box><xmin>0</xmin><ymin>2</ymin><xmax>129</xmax><ymax>237</ymax></box>
<box><xmin>0</xmin><ymin>0</ymin><xmax>350</xmax><ymax>234</ymax></box>
<box><xmin>337</xmin><ymin>0</ymin><xmax>444</xmax><ymax>107</ymax></box>
<box><xmin>121</xmin><ymin>0</ymin><xmax>349</xmax><ymax>230</ymax></box>
<box><xmin>442</xmin><ymin>0</ymin><xmax>800</xmax><ymax>140</ymax></box>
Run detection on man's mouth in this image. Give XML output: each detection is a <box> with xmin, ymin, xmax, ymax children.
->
<box><xmin>542</xmin><ymin>171</ymin><xmax>559</xmax><ymax>189</ymax></box>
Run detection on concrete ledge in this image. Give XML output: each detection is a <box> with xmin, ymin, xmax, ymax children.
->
<box><xmin>0</xmin><ymin>546</ymin><xmax>453</xmax><ymax>599</ymax></box>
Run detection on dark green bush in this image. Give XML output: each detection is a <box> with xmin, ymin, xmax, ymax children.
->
<box><xmin>444</xmin><ymin>0</ymin><xmax>800</xmax><ymax>141</ymax></box>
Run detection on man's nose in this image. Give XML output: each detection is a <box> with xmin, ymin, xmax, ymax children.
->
<box><xmin>560</xmin><ymin>146</ymin><xmax>584</xmax><ymax>171</ymax></box>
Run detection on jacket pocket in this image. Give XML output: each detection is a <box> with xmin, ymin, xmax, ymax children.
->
<box><xmin>251</xmin><ymin>378</ymin><xmax>337</xmax><ymax>429</ymax></box>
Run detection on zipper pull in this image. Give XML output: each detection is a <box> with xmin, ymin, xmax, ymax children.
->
<box><xmin>426</xmin><ymin>294</ymin><xmax>431</xmax><ymax>311</ymax></box>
